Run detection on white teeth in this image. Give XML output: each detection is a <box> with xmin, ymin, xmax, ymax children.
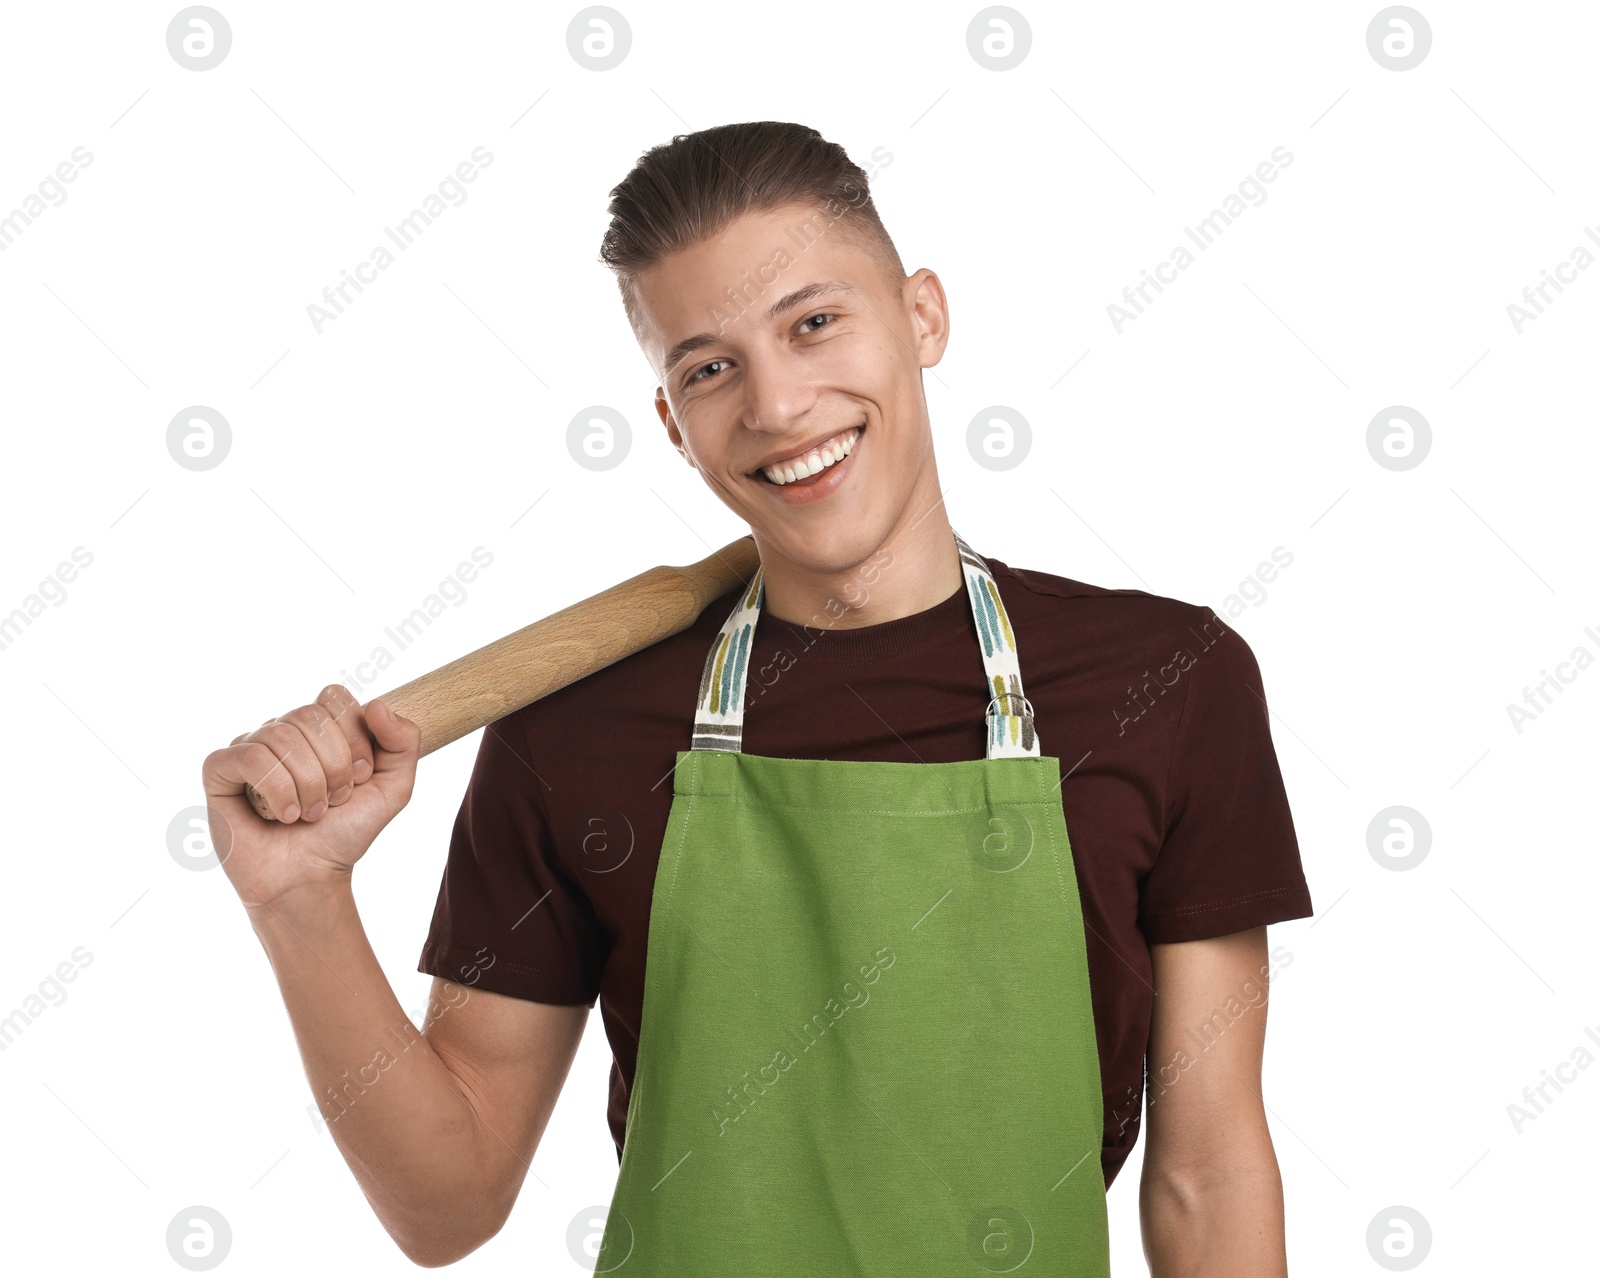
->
<box><xmin>761</xmin><ymin>427</ymin><xmax>861</xmax><ymax>485</ymax></box>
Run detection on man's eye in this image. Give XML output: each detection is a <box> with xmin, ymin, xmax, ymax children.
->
<box><xmin>688</xmin><ymin>359</ymin><xmax>729</xmax><ymax>384</ymax></box>
<box><xmin>800</xmin><ymin>312</ymin><xmax>836</xmax><ymax>333</ymax></box>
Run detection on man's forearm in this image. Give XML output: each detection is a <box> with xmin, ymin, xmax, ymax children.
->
<box><xmin>248</xmin><ymin>881</ymin><xmax>495</xmax><ymax>1265</ymax></box>
<box><xmin>1140</xmin><ymin>1150</ymin><xmax>1289</xmax><ymax>1277</ymax></box>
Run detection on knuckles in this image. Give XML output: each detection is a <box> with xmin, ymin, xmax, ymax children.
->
<box><xmin>214</xmin><ymin>685</ymin><xmax>374</xmax><ymax>816</ymax></box>
<box><xmin>284</xmin><ymin>703</ymin><xmax>331</xmax><ymax>734</ymax></box>
<box><xmin>238</xmin><ymin>741</ymin><xmax>288</xmax><ymax>786</ymax></box>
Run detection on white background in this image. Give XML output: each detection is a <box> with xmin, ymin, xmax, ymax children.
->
<box><xmin>1</xmin><ymin>1</ymin><xmax>1595</xmax><ymax>1273</ymax></box>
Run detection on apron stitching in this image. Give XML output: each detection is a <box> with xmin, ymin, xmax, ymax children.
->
<box><xmin>1037</xmin><ymin>757</ymin><xmax>1107</xmax><ymax>1168</ymax></box>
<box><xmin>663</xmin><ymin>799</ymin><xmax>1044</xmax><ymax>816</ymax></box>
<box><xmin>659</xmin><ymin>779</ymin><xmax>695</xmax><ymax>917</ymax></box>
<box><xmin>1038</xmin><ymin>758</ymin><xmax>1075</xmax><ymax>915</ymax></box>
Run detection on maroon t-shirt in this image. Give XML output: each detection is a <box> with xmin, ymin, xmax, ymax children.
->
<box><xmin>418</xmin><ymin>554</ymin><xmax>1313</xmax><ymax>1186</ymax></box>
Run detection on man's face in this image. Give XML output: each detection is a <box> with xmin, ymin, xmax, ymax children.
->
<box><xmin>633</xmin><ymin>201</ymin><xmax>950</xmax><ymax>574</ymax></box>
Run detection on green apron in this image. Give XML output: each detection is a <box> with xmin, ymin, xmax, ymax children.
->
<box><xmin>597</xmin><ymin>531</ymin><xmax>1110</xmax><ymax>1275</ymax></box>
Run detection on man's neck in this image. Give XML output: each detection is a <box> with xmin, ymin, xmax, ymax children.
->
<box><xmin>753</xmin><ymin>506</ymin><xmax>963</xmax><ymax>632</ymax></box>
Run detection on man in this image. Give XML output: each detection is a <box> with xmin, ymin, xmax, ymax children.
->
<box><xmin>203</xmin><ymin>121</ymin><xmax>1311</xmax><ymax>1273</ymax></box>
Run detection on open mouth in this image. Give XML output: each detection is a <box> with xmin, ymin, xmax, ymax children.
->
<box><xmin>756</xmin><ymin>425</ymin><xmax>862</xmax><ymax>486</ymax></box>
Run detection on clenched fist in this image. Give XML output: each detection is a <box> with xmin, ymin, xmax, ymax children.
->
<box><xmin>200</xmin><ymin>685</ymin><xmax>421</xmax><ymax>912</ymax></box>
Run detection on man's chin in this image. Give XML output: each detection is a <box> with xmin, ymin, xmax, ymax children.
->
<box><xmin>747</xmin><ymin>504</ymin><xmax>898</xmax><ymax>576</ymax></box>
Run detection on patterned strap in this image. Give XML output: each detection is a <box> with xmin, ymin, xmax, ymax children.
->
<box><xmin>690</xmin><ymin>530</ymin><xmax>1039</xmax><ymax>758</ymax></box>
<box><xmin>689</xmin><ymin>564</ymin><xmax>763</xmax><ymax>752</ymax></box>
<box><xmin>954</xmin><ymin>531</ymin><xmax>1039</xmax><ymax>758</ymax></box>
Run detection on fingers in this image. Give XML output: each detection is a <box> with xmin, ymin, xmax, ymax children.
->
<box><xmin>278</xmin><ymin>700</ymin><xmax>356</xmax><ymax>814</ymax></box>
<box><xmin>208</xmin><ymin>686</ymin><xmax>406</xmax><ymax>827</ymax></box>
<box><xmin>203</xmin><ymin>741</ymin><xmax>304</xmax><ymax>822</ymax></box>
<box><xmin>316</xmin><ymin>684</ymin><xmax>375</xmax><ymax>787</ymax></box>
<box><xmin>364</xmin><ymin>698</ymin><xmax>421</xmax><ymax>765</ymax></box>
<box><xmin>239</xmin><ymin>721</ymin><xmax>327</xmax><ymax>821</ymax></box>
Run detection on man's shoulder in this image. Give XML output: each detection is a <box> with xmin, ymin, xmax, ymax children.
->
<box><xmin>990</xmin><ymin>557</ymin><xmax>1217</xmax><ymax>635</ymax></box>
<box><xmin>988</xmin><ymin>557</ymin><xmax>1264</xmax><ymax>706</ymax></box>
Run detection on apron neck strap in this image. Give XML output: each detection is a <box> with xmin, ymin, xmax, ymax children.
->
<box><xmin>690</xmin><ymin>530</ymin><xmax>1040</xmax><ymax>758</ymax></box>
<box><xmin>954</xmin><ymin>531</ymin><xmax>1040</xmax><ymax>758</ymax></box>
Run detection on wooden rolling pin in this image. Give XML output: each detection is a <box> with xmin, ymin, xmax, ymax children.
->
<box><xmin>244</xmin><ymin>535</ymin><xmax>759</xmax><ymax>818</ymax></box>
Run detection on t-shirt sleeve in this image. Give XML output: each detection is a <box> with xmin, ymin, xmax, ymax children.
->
<box><xmin>1139</xmin><ymin>608</ymin><xmax>1314</xmax><ymax>944</ymax></box>
<box><xmin>417</xmin><ymin>713</ymin><xmax>607</xmax><ymax>1005</ymax></box>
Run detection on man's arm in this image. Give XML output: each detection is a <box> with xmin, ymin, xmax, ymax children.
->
<box><xmin>1139</xmin><ymin>926</ymin><xmax>1289</xmax><ymax>1277</ymax></box>
<box><xmin>204</xmin><ymin>686</ymin><xmax>588</xmax><ymax>1267</ymax></box>
<box><xmin>252</xmin><ymin>895</ymin><xmax>587</xmax><ymax>1266</ymax></box>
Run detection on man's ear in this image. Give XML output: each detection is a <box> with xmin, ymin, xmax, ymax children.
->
<box><xmin>904</xmin><ymin>268</ymin><xmax>951</xmax><ymax>369</ymax></box>
<box><xmin>656</xmin><ymin>387</ymin><xmax>693</xmax><ymax>465</ymax></box>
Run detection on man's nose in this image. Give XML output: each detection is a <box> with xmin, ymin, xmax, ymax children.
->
<box><xmin>740</xmin><ymin>352</ymin><xmax>817</xmax><ymax>432</ymax></box>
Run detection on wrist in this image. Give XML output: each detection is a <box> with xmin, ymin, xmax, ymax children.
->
<box><xmin>244</xmin><ymin>870</ymin><xmax>358</xmax><ymax>938</ymax></box>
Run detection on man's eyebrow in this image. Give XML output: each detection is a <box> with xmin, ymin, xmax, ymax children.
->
<box><xmin>661</xmin><ymin>280</ymin><xmax>857</xmax><ymax>378</ymax></box>
<box><xmin>762</xmin><ymin>279</ymin><xmax>856</xmax><ymax>325</ymax></box>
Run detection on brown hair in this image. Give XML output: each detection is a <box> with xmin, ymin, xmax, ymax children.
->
<box><xmin>598</xmin><ymin>121</ymin><xmax>902</xmax><ymax>336</ymax></box>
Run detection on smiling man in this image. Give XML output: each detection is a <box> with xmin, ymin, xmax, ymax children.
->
<box><xmin>207</xmin><ymin>121</ymin><xmax>1311</xmax><ymax>1274</ymax></box>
